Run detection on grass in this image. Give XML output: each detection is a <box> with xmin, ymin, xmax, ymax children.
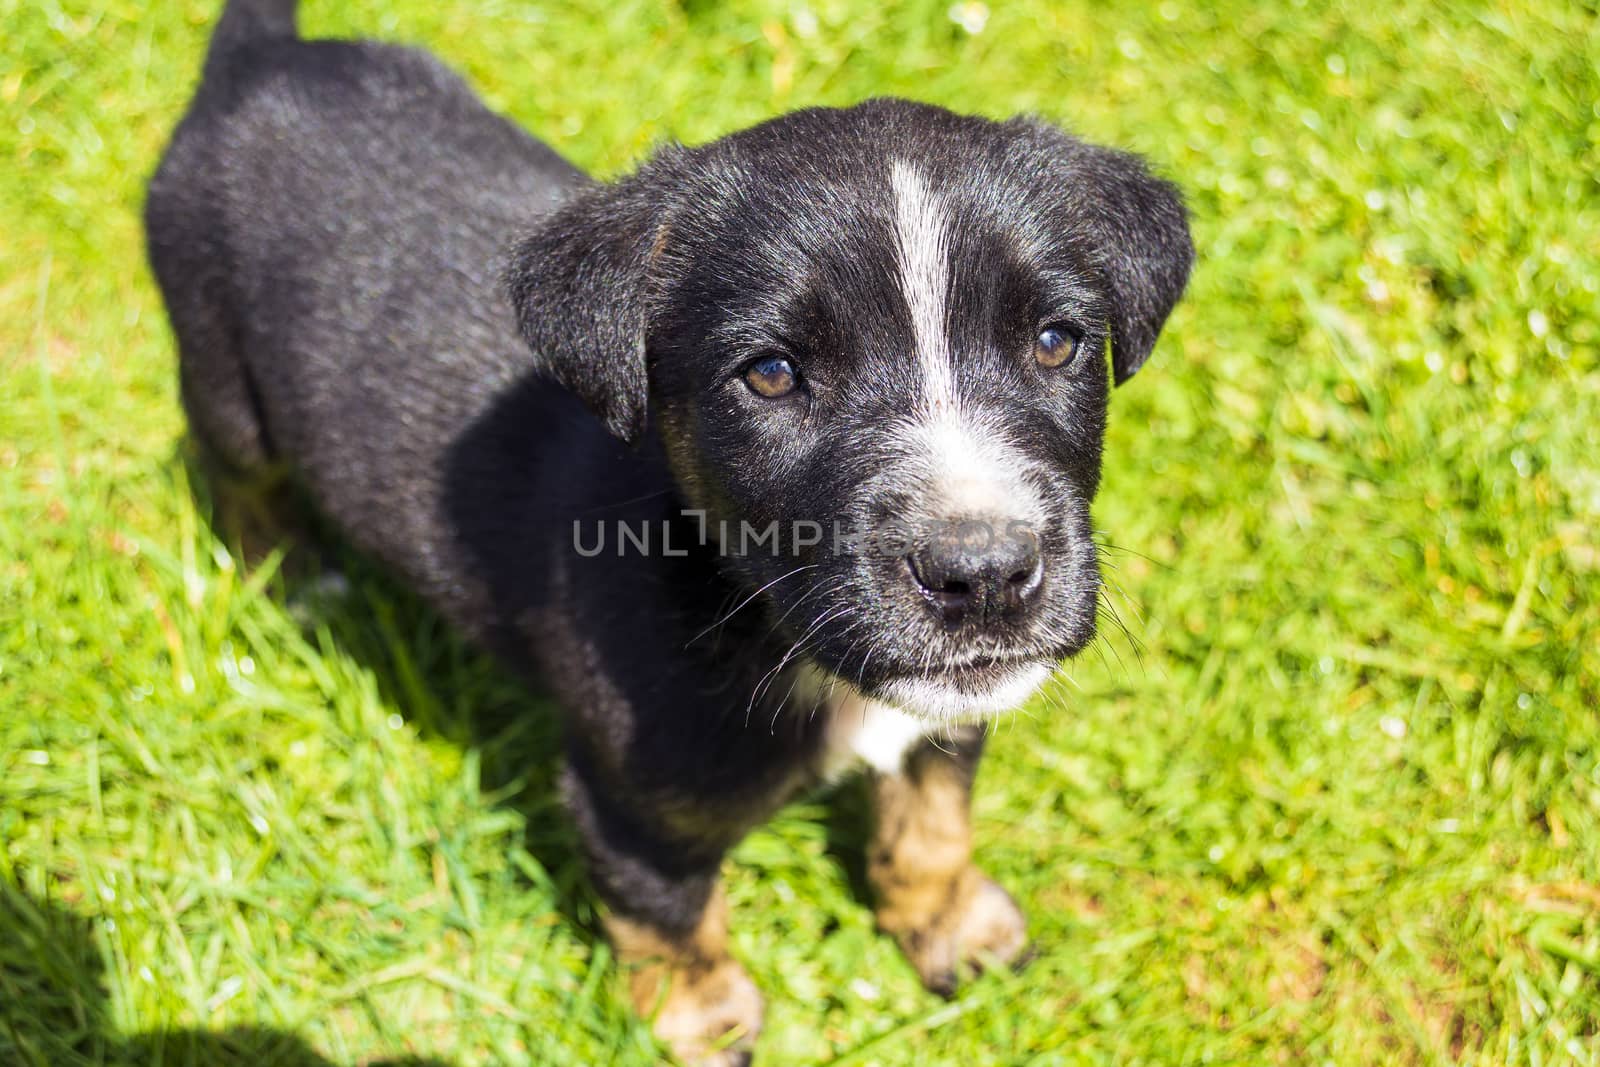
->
<box><xmin>2</xmin><ymin>0</ymin><xmax>1598</xmax><ymax>1062</ymax></box>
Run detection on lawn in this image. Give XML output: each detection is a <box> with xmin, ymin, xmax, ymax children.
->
<box><xmin>2</xmin><ymin>0</ymin><xmax>1598</xmax><ymax>1063</ymax></box>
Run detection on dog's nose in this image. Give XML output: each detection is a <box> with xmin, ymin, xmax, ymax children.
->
<box><xmin>906</xmin><ymin>522</ymin><xmax>1043</xmax><ymax>627</ymax></box>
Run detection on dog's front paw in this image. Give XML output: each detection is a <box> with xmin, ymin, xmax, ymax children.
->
<box><xmin>637</xmin><ymin>956</ymin><xmax>763</xmax><ymax>1066</ymax></box>
<box><xmin>878</xmin><ymin>871</ymin><xmax>1030</xmax><ymax>997</ymax></box>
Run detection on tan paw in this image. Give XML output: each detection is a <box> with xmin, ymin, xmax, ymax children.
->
<box><xmin>639</xmin><ymin>956</ymin><xmax>763</xmax><ymax>1066</ymax></box>
<box><xmin>881</xmin><ymin>873</ymin><xmax>1030</xmax><ymax>997</ymax></box>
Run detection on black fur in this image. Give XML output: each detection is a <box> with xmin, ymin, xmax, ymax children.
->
<box><xmin>146</xmin><ymin>0</ymin><xmax>1193</xmax><ymax>1043</ymax></box>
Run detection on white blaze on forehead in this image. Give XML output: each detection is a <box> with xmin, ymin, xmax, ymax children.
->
<box><xmin>890</xmin><ymin>160</ymin><xmax>956</xmax><ymax>414</ymax></box>
<box><xmin>890</xmin><ymin>160</ymin><xmax>1042</xmax><ymax>519</ymax></box>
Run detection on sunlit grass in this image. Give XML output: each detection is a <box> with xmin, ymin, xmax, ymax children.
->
<box><xmin>2</xmin><ymin>0</ymin><xmax>1597</xmax><ymax>1063</ymax></box>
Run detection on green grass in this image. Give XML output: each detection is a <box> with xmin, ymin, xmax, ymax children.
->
<box><xmin>3</xmin><ymin>0</ymin><xmax>1598</xmax><ymax>1063</ymax></box>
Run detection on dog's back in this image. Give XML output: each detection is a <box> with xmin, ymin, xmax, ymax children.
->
<box><xmin>145</xmin><ymin>0</ymin><xmax>592</xmax><ymax>615</ymax></box>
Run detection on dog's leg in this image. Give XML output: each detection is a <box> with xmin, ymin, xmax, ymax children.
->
<box><xmin>866</xmin><ymin>731</ymin><xmax>1029</xmax><ymax>995</ymax></box>
<box><xmin>607</xmin><ymin>885</ymin><xmax>761</xmax><ymax>1067</ymax></box>
<box><xmin>189</xmin><ymin>442</ymin><xmax>293</xmax><ymax>562</ymax></box>
<box><xmin>185</xmin><ymin>438</ymin><xmax>341</xmax><ymax>588</ymax></box>
<box><xmin>564</xmin><ymin>766</ymin><xmax>762</xmax><ymax>1066</ymax></box>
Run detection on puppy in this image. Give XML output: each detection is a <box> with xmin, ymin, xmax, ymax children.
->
<box><xmin>145</xmin><ymin>1</ymin><xmax>1193</xmax><ymax>1062</ymax></box>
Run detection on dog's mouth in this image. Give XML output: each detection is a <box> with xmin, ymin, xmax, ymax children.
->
<box><xmin>808</xmin><ymin>647</ymin><xmax>1055</xmax><ymax>722</ymax></box>
<box><xmin>922</xmin><ymin>653</ymin><xmax>1040</xmax><ymax>685</ymax></box>
<box><xmin>877</xmin><ymin>657</ymin><xmax>1054</xmax><ymax>721</ymax></box>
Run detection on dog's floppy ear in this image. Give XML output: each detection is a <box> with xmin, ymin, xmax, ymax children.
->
<box><xmin>1017</xmin><ymin>122</ymin><xmax>1194</xmax><ymax>384</ymax></box>
<box><xmin>504</xmin><ymin>166</ymin><xmax>673</xmax><ymax>443</ymax></box>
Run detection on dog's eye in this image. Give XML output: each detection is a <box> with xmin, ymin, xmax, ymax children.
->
<box><xmin>1034</xmin><ymin>325</ymin><xmax>1081</xmax><ymax>368</ymax></box>
<box><xmin>743</xmin><ymin>355</ymin><xmax>799</xmax><ymax>398</ymax></box>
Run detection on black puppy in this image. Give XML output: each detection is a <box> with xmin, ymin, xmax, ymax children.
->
<box><xmin>146</xmin><ymin>1</ymin><xmax>1193</xmax><ymax>1061</ymax></box>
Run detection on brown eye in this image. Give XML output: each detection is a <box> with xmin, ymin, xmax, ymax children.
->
<box><xmin>1034</xmin><ymin>324</ymin><xmax>1081</xmax><ymax>368</ymax></box>
<box><xmin>743</xmin><ymin>355</ymin><xmax>799</xmax><ymax>398</ymax></box>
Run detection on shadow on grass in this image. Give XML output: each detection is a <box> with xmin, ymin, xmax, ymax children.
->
<box><xmin>0</xmin><ymin>879</ymin><xmax>449</xmax><ymax>1067</ymax></box>
<box><xmin>818</xmin><ymin>774</ymin><xmax>875</xmax><ymax>909</ymax></box>
<box><xmin>177</xmin><ymin>440</ymin><xmax>598</xmax><ymax>937</ymax></box>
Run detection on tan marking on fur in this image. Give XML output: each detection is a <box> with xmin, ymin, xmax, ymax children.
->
<box><xmin>650</xmin><ymin>220</ymin><xmax>673</xmax><ymax>265</ymax></box>
<box><xmin>606</xmin><ymin>887</ymin><xmax>762</xmax><ymax>1066</ymax></box>
<box><xmin>867</xmin><ymin>755</ymin><xmax>1029</xmax><ymax>993</ymax></box>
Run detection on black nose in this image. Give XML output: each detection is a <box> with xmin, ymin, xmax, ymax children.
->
<box><xmin>906</xmin><ymin>521</ymin><xmax>1043</xmax><ymax>627</ymax></box>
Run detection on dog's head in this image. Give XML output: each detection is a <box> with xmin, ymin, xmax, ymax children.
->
<box><xmin>508</xmin><ymin>100</ymin><xmax>1192</xmax><ymax>722</ymax></box>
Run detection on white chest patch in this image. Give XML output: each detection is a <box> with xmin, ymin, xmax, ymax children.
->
<box><xmin>840</xmin><ymin>700</ymin><xmax>927</xmax><ymax>775</ymax></box>
<box><xmin>819</xmin><ymin>687</ymin><xmax>934</xmax><ymax>780</ymax></box>
<box><xmin>800</xmin><ymin>665</ymin><xmax>928</xmax><ymax>779</ymax></box>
